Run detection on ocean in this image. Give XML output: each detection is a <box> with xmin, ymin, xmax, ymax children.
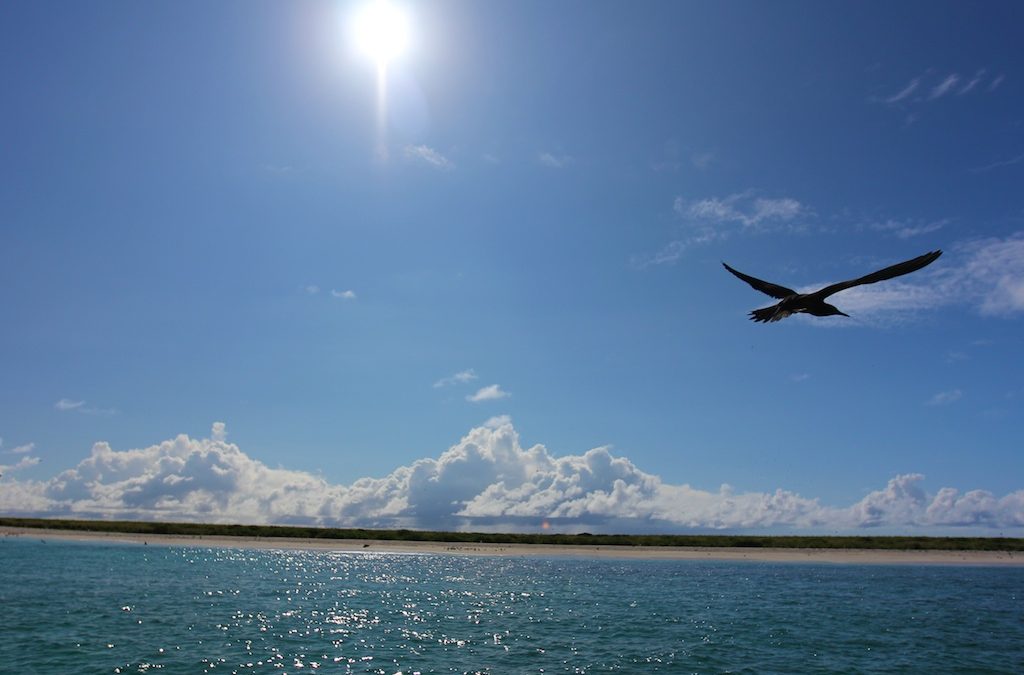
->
<box><xmin>1</xmin><ymin>538</ymin><xmax>1021</xmax><ymax>673</ymax></box>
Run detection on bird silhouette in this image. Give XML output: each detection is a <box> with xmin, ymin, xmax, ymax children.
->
<box><xmin>723</xmin><ymin>250</ymin><xmax>942</xmax><ymax>322</ymax></box>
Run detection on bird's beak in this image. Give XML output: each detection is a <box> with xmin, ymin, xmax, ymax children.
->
<box><xmin>839</xmin><ymin>311</ymin><xmax>850</xmax><ymax>317</ymax></box>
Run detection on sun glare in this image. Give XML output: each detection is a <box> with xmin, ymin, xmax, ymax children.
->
<box><xmin>354</xmin><ymin>0</ymin><xmax>409</xmax><ymax>65</ymax></box>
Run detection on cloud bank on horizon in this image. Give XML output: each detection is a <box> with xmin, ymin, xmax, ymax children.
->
<box><xmin>2</xmin><ymin>421</ymin><xmax>1021</xmax><ymax>535</ymax></box>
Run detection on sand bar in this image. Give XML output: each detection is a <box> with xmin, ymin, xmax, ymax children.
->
<box><xmin>3</xmin><ymin>526</ymin><xmax>1021</xmax><ymax>566</ymax></box>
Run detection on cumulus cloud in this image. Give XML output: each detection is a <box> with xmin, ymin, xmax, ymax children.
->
<box><xmin>0</xmin><ymin>455</ymin><xmax>41</xmax><ymax>477</ymax></box>
<box><xmin>0</xmin><ymin>421</ymin><xmax>1021</xmax><ymax>534</ymax></box>
<box><xmin>434</xmin><ymin>369</ymin><xmax>478</xmax><ymax>388</ymax></box>
<box><xmin>8</xmin><ymin>442</ymin><xmax>35</xmax><ymax>455</ymax></box>
<box><xmin>405</xmin><ymin>145</ymin><xmax>454</xmax><ymax>170</ymax></box>
<box><xmin>331</xmin><ymin>289</ymin><xmax>357</xmax><ymax>300</ymax></box>
<box><xmin>466</xmin><ymin>384</ymin><xmax>510</xmax><ymax>402</ymax></box>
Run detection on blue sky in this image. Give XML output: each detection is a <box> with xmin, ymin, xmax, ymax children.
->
<box><xmin>1</xmin><ymin>0</ymin><xmax>1022</xmax><ymax>533</ymax></box>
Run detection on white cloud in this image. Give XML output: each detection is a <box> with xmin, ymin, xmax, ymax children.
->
<box><xmin>926</xmin><ymin>389</ymin><xmax>963</xmax><ymax>406</ymax></box>
<box><xmin>676</xmin><ymin>192</ymin><xmax>804</xmax><ymax>230</ymax></box>
<box><xmin>869</xmin><ymin>218</ymin><xmax>947</xmax><ymax>239</ymax></box>
<box><xmin>466</xmin><ymin>384</ymin><xmax>510</xmax><ymax>402</ymax></box>
<box><xmin>305</xmin><ymin>285</ymin><xmax>320</xmax><ymax>295</ymax></box>
<box><xmin>211</xmin><ymin>422</ymin><xmax>227</xmax><ymax>442</ymax></box>
<box><xmin>54</xmin><ymin>398</ymin><xmax>116</xmax><ymax>415</ymax></box>
<box><xmin>331</xmin><ymin>289</ymin><xmax>357</xmax><ymax>300</ymax></box>
<box><xmin>631</xmin><ymin>240</ymin><xmax>687</xmax><ymax>269</ymax></box>
<box><xmin>636</xmin><ymin>192</ymin><xmax>806</xmax><ymax>267</ymax></box>
<box><xmin>0</xmin><ymin>421</ymin><xmax>1021</xmax><ymax>533</ymax></box>
<box><xmin>958</xmin><ymin>70</ymin><xmax>986</xmax><ymax>95</ymax></box>
<box><xmin>929</xmin><ymin>73</ymin><xmax>960</xmax><ymax>100</ymax></box>
<box><xmin>884</xmin><ymin>77</ymin><xmax>919</xmax><ymax>104</ymax></box>
<box><xmin>483</xmin><ymin>415</ymin><xmax>512</xmax><ymax>429</ymax></box>
<box><xmin>969</xmin><ymin>153</ymin><xmax>1024</xmax><ymax>174</ymax></box>
<box><xmin>802</xmin><ymin>232</ymin><xmax>1024</xmax><ymax>324</ymax></box>
<box><xmin>875</xmin><ymin>70</ymin><xmax>1002</xmax><ymax>115</ymax></box>
<box><xmin>8</xmin><ymin>442</ymin><xmax>35</xmax><ymax>455</ymax></box>
<box><xmin>0</xmin><ymin>455</ymin><xmax>41</xmax><ymax>477</ymax></box>
<box><xmin>538</xmin><ymin>152</ymin><xmax>572</xmax><ymax>169</ymax></box>
<box><xmin>405</xmin><ymin>145</ymin><xmax>454</xmax><ymax>170</ymax></box>
<box><xmin>434</xmin><ymin>369</ymin><xmax>478</xmax><ymax>388</ymax></box>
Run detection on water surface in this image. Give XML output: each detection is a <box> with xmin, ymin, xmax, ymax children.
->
<box><xmin>1</xmin><ymin>538</ymin><xmax>1021</xmax><ymax>673</ymax></box>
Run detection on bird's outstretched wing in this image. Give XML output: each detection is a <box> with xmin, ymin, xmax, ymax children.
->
<box><xmin>722</xmin><ymin>262</ymin><xmax>796</xmax><ymax>299</ymax></box>
<box><xmin>812</xmin><ymin>250</ymin><xmax>942</xmax><ymax>299</ymax></box>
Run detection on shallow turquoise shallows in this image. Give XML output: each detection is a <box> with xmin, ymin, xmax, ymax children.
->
<box><xmin>1</xmin><ymin>539</ymin><xmax>1021</xmax><ymax>673</ymax></box>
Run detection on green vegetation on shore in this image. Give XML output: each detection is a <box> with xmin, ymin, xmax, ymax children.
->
<box><xmin>2</xmin><ymin>517</ymin><xmax>1022</xmax><ymax>551</ymax></box>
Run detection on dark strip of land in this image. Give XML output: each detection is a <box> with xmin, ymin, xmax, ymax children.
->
<box><xmin>1</xmin><ymin>517</ymin><xmax>1021</xmax><ymax>551</ymax></box>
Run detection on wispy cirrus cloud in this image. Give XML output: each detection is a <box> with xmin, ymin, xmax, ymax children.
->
<box><xmin>799</xmin><ymin>231</ymin><xmax>1024</xmax><ymax>325</ymax></box>
<box><xmin>331</xmin><ymin>289</ymin><xmax>357</xmax><ymax>300</ymax></box>
<box><xmin>958</xmin><ymin>69</ymin><xmax>986</xmax><ymax>95</ymax></box>
<box><xmin>884</xmin><ymin>77</ymin><xmax>920</xmax><ymax>104</ymax></box>
<box><xmin>466</xmin><ymin>384</ymin><xmax>510</xmax><ymax>402</ymax></box>
<box><xmin>633</xmin><ymin>191</ymin><xmax>807</xmax><ymax>268</ymax></box>
<box><xmin>874</xmin><ymin>69</ymin><xmax>1005</xmax><ymax>121</ymax></box>
<box><xmin>434</xmin><ymin>369</ymin><xmax>478</xmax><ymax>389</ymax></box>
<box><xmin>869</xmin><ymin>218</ymin><xmax>948</xmax><ymax>239</ymax></box>
<box><xmin>929</xmin><ymin>73</ymin><xmax>961</xmax><ymax>100</ymax></box>
<box><xmin>927</xmin><ymin>389</ymin><xmax>963</xmax><ymax>406</ymax></box>
<box><xmin>54</xmin><ymin>398</ymin><xmax>116</xmax><ymax>415</ymax></box>
<box><xmin>677</xmin><ymin>192</ymin><xmax>805</xmax><ymax>229</ymax></box>
<box><xmin>405</xmin><ymin>145</ymin><xmax>454</xmax><ymax>170</ymax></box>
<box><xmin>0</xmin><ymin>421</ymin><xmax>1021</xmax><ymax>534</ymax></box>
<box><xmin>969</xmin><ymin>153</ymin><xmax>1024</xmax><ymax>174</ymax></box>
<box><xmin>538</xmin><ymin>152</ymin><xmax>572</xmax><ymax>169</ymax></box>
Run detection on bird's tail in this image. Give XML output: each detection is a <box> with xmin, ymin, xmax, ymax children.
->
<box><xmin>749</xmin><ymin>306</ymin><xmax>785</xmax><ymax>322</ymax></box>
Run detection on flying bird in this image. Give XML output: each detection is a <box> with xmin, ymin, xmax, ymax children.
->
<box><xmin>723</xmin><ymin>250</ymin><xmax>942</xmax><ymax>322</ymax></box>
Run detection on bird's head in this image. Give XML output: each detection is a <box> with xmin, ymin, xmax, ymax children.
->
<box><xmin>823</xmin><ymin>303</ymin><xmax>850</xmax><ymax>318</ymax></box>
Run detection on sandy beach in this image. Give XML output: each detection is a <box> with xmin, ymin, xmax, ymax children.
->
<box><xmin>2</xmin><ymin>526</ymin><xmax>1020</xmax><ymax>566</ymax></box>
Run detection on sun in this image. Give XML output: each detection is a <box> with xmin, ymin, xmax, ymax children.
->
<box><xmin>353</xmin><ymin>0</ymin><xmax>409</xmax><ymax>66</ymax></box>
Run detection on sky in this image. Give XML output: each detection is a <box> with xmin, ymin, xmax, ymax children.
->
<box><xmin>1</xmin><ymin>0</ymin><xmax>1022</xmax><ymax>535</ymax></box>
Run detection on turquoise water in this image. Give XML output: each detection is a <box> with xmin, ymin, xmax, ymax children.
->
<box><xmin>1</xmin><ymin>539</ymin><xmax>1021</xmax><ymax>673</ymax></box>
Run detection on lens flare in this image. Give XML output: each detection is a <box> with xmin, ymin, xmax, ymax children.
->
<box><xmin>354</xmin><ymin>1</ymin><xmax>409</xmax><ymax>65</ymax></box>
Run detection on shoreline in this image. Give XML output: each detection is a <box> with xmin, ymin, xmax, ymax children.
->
<box><xmin>3</xmin><ymin>526</ymin><xmax>1021</xmax><ymax>566</ymax></box>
